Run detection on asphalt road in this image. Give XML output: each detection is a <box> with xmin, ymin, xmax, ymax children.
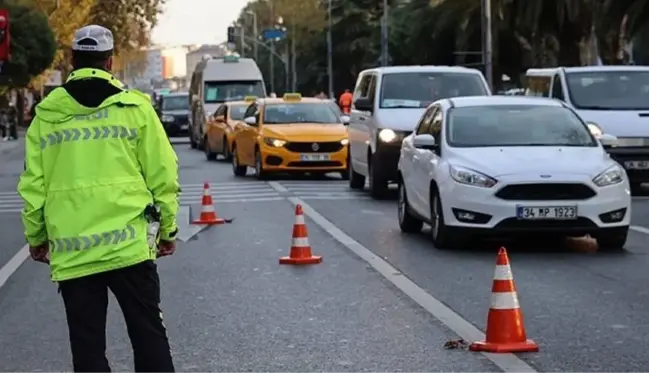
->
<box><xmin>2</xmin><ymin>139</ymin><xmax>649</xmax><ymax>371</ymax></box>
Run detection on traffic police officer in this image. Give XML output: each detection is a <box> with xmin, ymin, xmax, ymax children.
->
<box><xmin>18</xmin><ymin>25</ymin><xmax>179</xmax><ymax>372</ymax></box>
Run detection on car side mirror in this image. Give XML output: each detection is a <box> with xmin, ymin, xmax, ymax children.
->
<box><xmin>354</xmin><ymin>97</ymin><xmax>373</xmax><ymax>112</ymax></box>
<box><xmin>243</xmin><ymin>116</ymin><xmax>257</xmax><ymax>126</ymax></box>
<box><xmin>340</xmin><ymin>115</ymin><xmax>350</xmax><ymax>125</ymax></box>
<box><xmin>599</xmin><ymin>133</ymin><xmax>618</xmax><ymax>148</ymax></box>
<box><xmin>413</xmin><ymin>134</ymin><xmax>437</xmax><ymax>150</ymax></box>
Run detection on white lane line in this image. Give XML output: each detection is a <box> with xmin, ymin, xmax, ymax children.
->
<box><xmin>285</xmin><ymin>196</ymin><xmax>536</xmax><ymax>373</ymax></box>
<box><xmin>267</xmin><ymin>181</ymin><xmax>288</xmax><ymax>192</ymax></box>
<box><xmin>630</xmin><ymin>226</ymin><xmax>649</xmax><ymax>235</ymax></box>
<box><xmin>0</xmin><ymin>244</ymin><xmax>29</xmax><ymax>289</ymax></box>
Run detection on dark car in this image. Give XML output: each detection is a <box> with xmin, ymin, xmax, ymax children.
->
<box><xmin>157</xmin><ymin>92</ymin><xmax>190</xmax><ymax>136</ymax></box>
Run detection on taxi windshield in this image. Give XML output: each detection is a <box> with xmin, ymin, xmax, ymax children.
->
<box><xmin>263</xmin><ymin>103</ymin><xmax>340</xmax><ymax>124</ymax></box>
<box><xmin>230</xmin><ymin>105</ymin><xmax>247</xmax><ymax>120</ymax></box>
<box><xmin>447</xmin><ymin>105</ymin><xmax>597</xmax><ymax>147</ymax></box>
<box><xmin>161</xmin><ymin>96</ymin><xmax>188</xmax><ymax>111</ymax></box>
<box><xmin>566</xmin><ymin>71</ymin><xmax>649</xmax><ymax>110</ymax></box>
<box><xmin>380</xmin><ymin>72</ymin><xmax>488</xmax><ymax>108</ymax></box>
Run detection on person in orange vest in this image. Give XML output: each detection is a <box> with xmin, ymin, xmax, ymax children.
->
<box><xmin>339</xmin><ymin>89</ymin><xmax>353</xmax><ymax>114</ymax></box>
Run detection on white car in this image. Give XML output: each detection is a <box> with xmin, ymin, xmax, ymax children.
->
<box><xmin>397</xmin><ymin>96</ymin><xmax>631</xmax><ymax>250</ymax></box>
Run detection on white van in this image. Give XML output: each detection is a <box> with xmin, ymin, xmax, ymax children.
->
<box><xmin>188</xmin><ymin>55</ymin><xmax>266</xmax><ymax>149</ymax></box>
<box><xmin>525</xmin><ymin>66</ymin><xmax>649</xmax><ymax>188</ymax></box>
<box><xmin>348</xmin><ymin>66</ymin><xmax>491</xmax><ymax>199</ymax></box>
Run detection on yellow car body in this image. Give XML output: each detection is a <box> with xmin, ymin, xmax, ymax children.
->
<box><xmin>231</xmin><ymin>94</ymin><xmax>349</xmax><ymax>177</ymax></box>
<box><xmin>204</xmin><ymin>97</ymin><xmax>256</xmax><ymax>160</ymax></box>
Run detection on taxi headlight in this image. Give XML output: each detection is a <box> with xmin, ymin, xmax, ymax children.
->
<box><xmin>340</xmin><ymin>138</ymin><xmax>349</xmax><ymax>145</ymax></box>
<box><xmin>161</xmin><ymin>115</ymin><xmax>174</xmax><ymax>122</ymax></box>
<box><xmin>378</xmin><ymin>129</ymin><xmax>397</xmax><ymax>142</ymax></box>
<box><xmin>593</xmin><ymin>165</ymin><xmax>624</xmax><ymax>187</ymax></box>
<box><xmin>587</xmin><ymin>122</ymin><xmax>603</xmax><ymax>138</ymax></box>
<box><xmin>449</xmin><ymin>165</ymin><xmax>497</xmax><ymax>188</ymax></box>
<box><xmin>263</xmin><ymin>137</ymin><xmax>286</xmax><ymax>147</ymax></box>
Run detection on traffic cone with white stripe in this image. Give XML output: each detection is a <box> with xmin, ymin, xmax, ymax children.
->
<box><xmin>279</xmin><ymin>204</ymin><xmax>322</xmax><ymax>265</ymax></box>
<box><xmin>192</xmin><ymin>182</ymin><xmax>226</xmax><ymax>225</ymax></box>
<box><xmin>470</xmin><ymin>247</ymin><xmax>539</xmax><ymax>353</ymax></box>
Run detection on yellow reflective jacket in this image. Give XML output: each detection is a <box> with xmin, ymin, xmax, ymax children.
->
<box><xmin>18</xmin><ymin>68</ymin><xmax>179</xmax><ymax>281</ymax></box>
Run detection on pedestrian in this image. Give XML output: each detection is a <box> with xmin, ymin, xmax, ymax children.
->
<box><xmin>339</xmin><ymin>89</ymin><xmax>353</xmax><ymax>113</ymax></box>
<box><xmin>17</xmin><ymin>25</ymin><xmax>179</xmax><ymax>372</ymax></box>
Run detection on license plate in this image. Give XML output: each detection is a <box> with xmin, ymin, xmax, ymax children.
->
<box><xmin>180</xmin><ymin>124</ymin><xmax>188</xmax><ymax>130</ymax></box>
<box><xmin>516</xmin><ymin>206</ymin><xmax>577</xmax><ymax>220</ymax></box>
<box><xmin>300</xmin><ymin>153</ymin><xmax>331</xmax><ymax>161</ymax></box>
<box><xmin>624</xmin><ymin>160</ymin><xmax>649</xmax><ymax>170</ymax></box>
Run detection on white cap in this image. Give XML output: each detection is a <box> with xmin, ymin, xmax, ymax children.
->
<box><xmin>72</xmin><ymin>25</ymin><xmax>114</xmax><ymax>52</ymax></box>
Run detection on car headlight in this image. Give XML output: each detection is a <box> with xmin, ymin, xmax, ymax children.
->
<box><xmin>161</xmin><ymin>115</ymin><xmax>174</xmax><ymax>122</ymax></box>
<box><xmin>587</xmin><ymin>122</ymin><xmax>603</xmax><ymax>138</ymax></box>
<box><xmin>449</xmin><ymin>165</ymin><xmax>497</xmax><ymax>188</ymax></box>
<box><xmin>593</xmin><ymin>165</ymin><xmax>624</xmax><ymax>187</ymax></box>
<box><xmin>340</xmin><ymin>138</ymin><xmax>349</xmax><ymax>145</ymax></box>
<box><xmin>378</xmin><ymin>129</ymin><xmax>397</xmax><ymax>142</ymax></box>
<box><xmin>263</xmin><ymin>137</ymin><xmax>286</xmax><ymax>147</ymax></box>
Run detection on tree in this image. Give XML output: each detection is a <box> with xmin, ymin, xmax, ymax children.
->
<box><xmin>1</xmin><ymin>0</ymin><xmax>56</xmax><ymax>88</ymax></box>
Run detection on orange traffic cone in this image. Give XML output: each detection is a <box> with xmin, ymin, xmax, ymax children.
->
<box><xmin>192</xmin><ymin>182</ymin><xmax>226</xmax><ymax>225</ymax></box>
<box><xmin>279</xmin><ymin>204</ymin><xmax>322</xmax><ymax>265</ymax></box>
<box><xmin>470</xmin><ymin>247</ymin><xmax>539</xmax><ymax>353</ymax></box>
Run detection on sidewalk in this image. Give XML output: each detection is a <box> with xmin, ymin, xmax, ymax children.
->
<box><xmin>0</xmin><ymin>200</ymin><xmax>498</xmax><ymax>371</ymax></box>
<box><xmin>0</xmin><ymin>128</ymin><xmax>25</xmax><ymax>156</ymax></box>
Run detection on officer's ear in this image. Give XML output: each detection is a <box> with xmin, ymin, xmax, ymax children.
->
<box><xmin>105</xmin><ymin>55</ymin><xmax>114</xmax><ymax>71</ymax></box>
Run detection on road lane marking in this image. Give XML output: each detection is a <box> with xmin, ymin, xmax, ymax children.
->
<box><xmin>0</xmin><ymin>244</ymin><xmax>29</xmax><ymax>290</ymax></box>
<box><xmin>267</xmin><ymin>181</ymin><xmax>288</xmax><ymax>192</ymax></box>
<box><xmin>630</xmin><ymin>226</ymin><xmax>649</xmax><ymax>235</ymax></box>
<box><xmin>285</xmin><ymin>196</ymin><xmax>537</xmax><ymax>373</ymax></box>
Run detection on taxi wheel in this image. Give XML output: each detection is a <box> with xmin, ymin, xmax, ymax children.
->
<box><xmin>255</xmin><ymin>149</ymin><xmax>267</xmax><ymax>180</ymax></box>
<box><xmin>398</xmin><ymin>181</ymin><xmax>423</xmax><ymax>233</ymax></box>
<box><xmin>231</xmin><ymin>146</ymin><xmax>247</xmax><ymax>177</ymax></box>
<box><xmin>221</xmin><ymin>136</ymin><xmax>232</xmax><ymax>161</ymax></box>
<box><xmin>204</xmin><ymin>137</ymin><xmax>217</xmax><ymax>161</ymax></box>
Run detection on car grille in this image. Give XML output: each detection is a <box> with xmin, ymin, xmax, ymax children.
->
<box><xmin>495</xmin><ymin>217</ymin><xmax>597</xmax><ymax>231</ymax></box>
<box><xmin>287</xmin><ymin>161</ymin><xmax>343</xmax><ymax>167</ymax></box>
<box><xmin>284</xmin><ymin>141</ymin><xmax>343</xmax><ymax>153</ymax></box>
<box><xmin>173</xmin><ymin>114</ymin><xmax>189</xmax><ymax>124</ymax></box>
<box><xmin>495</xmin><ymin>183</ymin><xmax>596</xmax><ymax>201</ymax></box>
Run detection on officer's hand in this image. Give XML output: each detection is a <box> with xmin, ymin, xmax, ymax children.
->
<box><xmin>157</xmin><ymin>240</ymin><xmax>176</xmax><ymax>258</ymax></box>
<box><xmin>29</xmin><ymin>242</ymin><xmax>49</xmax><ymax>264</ymax></box>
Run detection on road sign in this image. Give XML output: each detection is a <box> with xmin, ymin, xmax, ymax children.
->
<box><xmin>262</xmin><ymin>28</ymin><xmax>285</xmax><ymax>41</ymax></box>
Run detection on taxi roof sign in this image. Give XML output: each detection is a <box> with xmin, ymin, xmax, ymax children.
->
<box><xmin>283</xmin><ymin>93</ymin><xmax>302</xmax><ymax>101</ymax></box>
<box><xmin>244</xmin><ymin>96</ymin><xmax>257</xmax><ymax>102</ymax></box>
<box><xmin>223</xmin><ymin>54</ymin><xmax>240</xmax><ymax>63</ymax></box>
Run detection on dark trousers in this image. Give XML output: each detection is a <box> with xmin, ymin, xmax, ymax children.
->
<box><xmin>59</xmin><ymin>260</ymin><xmax>175</xmax><ymax>372</ymax></box>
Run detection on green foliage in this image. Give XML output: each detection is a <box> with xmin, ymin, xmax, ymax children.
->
<box><xmin>2</xmin><ymin>0</ymin><xmax>56</xmax><ymax>87</ymax></box>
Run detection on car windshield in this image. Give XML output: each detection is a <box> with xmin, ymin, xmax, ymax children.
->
<box><xmin>161</xmin><ymin>96</ymin><xmax>188</xmax><ymax>111</ymax></box>
<box><xmin>230</xmin><ymin>105</ymin><xmax>248</xmax><ymax>120</ymax></box>
<box><xmin>447</xmin><ymin>105</ymin><xmax>597</xmax><ymax>147</ymax></box>
<box><xmin>263</xmin><ymin>103</ymin><xmax>341</xmax><ymax>124</ymax></box>
<box><xmin>566</xmin><ymin>71</ymin><xmax>649</xmax><ymax>110</ymax></box>
<box><xmin>204</xmin><ymin>81</ymin><xmax>265</xmax><ymax>103</ymax></box>
<box><xmin>380</xmin><ymin>72</ymin><xmax>489</xmax><ymax>108</ymax></box>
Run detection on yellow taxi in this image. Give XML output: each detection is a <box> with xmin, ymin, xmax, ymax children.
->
<box><xmin>231</xmin><ymin>93</ymin><xmax>350</xmax><ymax>179</ymax></box>
<box><xmin>204</xmin><ymin>96</ymin><xmax>257</xmax><ymax>161</ymax></box>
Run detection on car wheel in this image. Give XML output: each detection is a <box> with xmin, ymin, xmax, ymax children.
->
<box><xmin>368</xmin><ymin>158</ymin><xmax>388</xmax><ymax>199</ymax></box>
<box><xmin>221</xmin><ymin>136</ymin><xmax>232</xmax><ymax>161</ymax></box>
<box><xmin>593</xmin><ymin>227</ymin><xmax>628</xmax><ymax>251</ymax></box>
<box><xmin>231</xmin><ymin>146</ymin><xmax>247</xmax><ymax>177</ymax></box>
<box><xmin>348</xmin><ymin>158</ymin><xmax>365</xmax><ymax>189</ymax></box>
<box><xmin>255</xmin><ymin>149</ymin><xmax>267</xmax><ymax>180</ymax></box>
<box><xmin>430</xmin><ymin>188</ymin><xmax>465</xmax><ymax>249</ymax></box>
<box><xmin>204</xmin><ymin>137</ymin><xmax>217</xmax><ymax>161</ymax></box>
<box><xmin>398</xmin><ymin>181</ymin><xmax>423</xmax><ymax>233</ymax></box>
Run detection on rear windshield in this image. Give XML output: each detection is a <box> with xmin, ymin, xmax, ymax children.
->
<box><xmin>380</xmin><ymin>72</ymin><xmax>489</xmax><ymax>108</ymax></box>
<box><xmin>204</xmin><ymin>81</ymin><xmax>265</xmax><ymax>103</ymax></box>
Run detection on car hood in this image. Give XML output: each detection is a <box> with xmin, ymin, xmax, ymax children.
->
<box><xmin>262</xmin><ymin>123</ymin><xmax>347</xmax><ymax>141</ymax></box>
<box><xmin>577</xmin><ymin>110</ymin><xmax>649</xmax><ymax>137</ymax></box>
<box><xmin>375</xmin><ymin>108</ymin><xmax>426</xmax><ymax>131</ymax></box>
<box><xmin>450</xmin><ymin>146</ymin><xmax>612</xmax><ymax>178</ymax></box>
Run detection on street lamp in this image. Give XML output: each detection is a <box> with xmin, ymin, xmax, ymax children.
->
<box><xmin>246</xmin><ymin>10</ymin><xmax>258</xmax><ymax>61</ymax></box>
